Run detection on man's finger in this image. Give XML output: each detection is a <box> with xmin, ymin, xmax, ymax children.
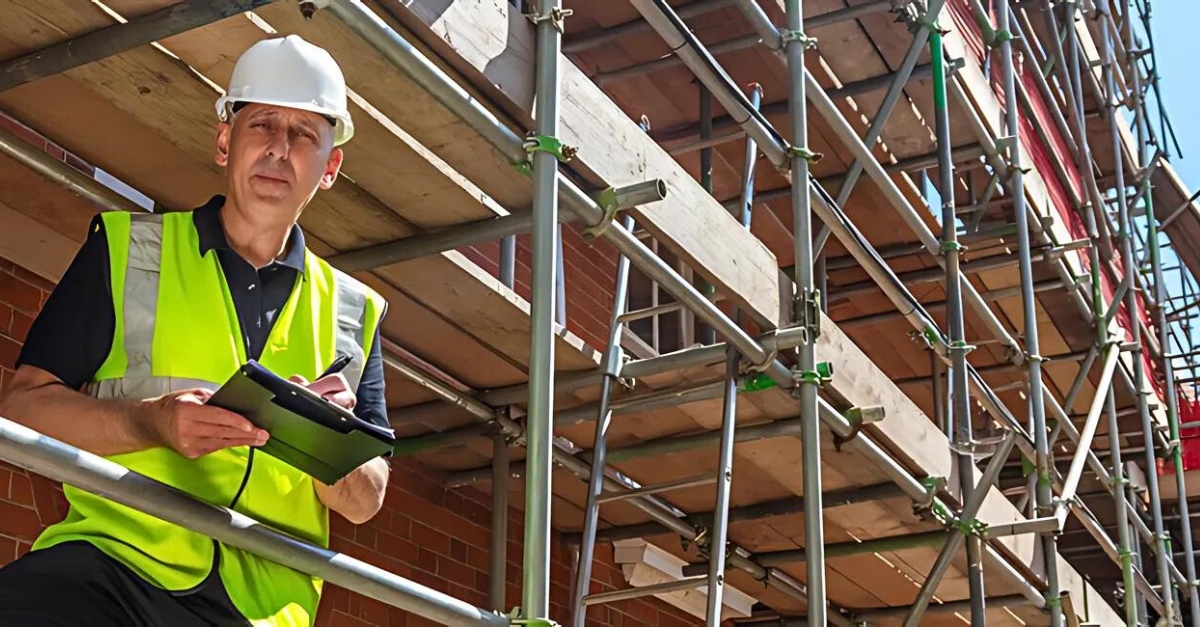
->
<box><xmin>188</xmin><ymin>406</ymin><xmax>258</xmax><ymax>433</ymax></box>
<box><xmin>188</xmin><ymin>419</ymin><xmax>269</xmax><ymax>445</ymax></box>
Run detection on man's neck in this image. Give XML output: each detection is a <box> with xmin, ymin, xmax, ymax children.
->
<box><xmin>219</xmin><ymin>198</ymin><xmax>295</xmax><ymax>268</ymax></box>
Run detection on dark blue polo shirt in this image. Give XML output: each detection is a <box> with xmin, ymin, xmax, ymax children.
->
<box><xmin>17</xmin><ymin>196</ymin><xmax>388</xmax><ymax>429</ymax></box>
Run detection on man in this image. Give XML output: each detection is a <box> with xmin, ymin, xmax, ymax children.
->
<box><xmin>0</xmin><ymin>35</ymin><xmax>390</xmax><ymax>626</ymax></box>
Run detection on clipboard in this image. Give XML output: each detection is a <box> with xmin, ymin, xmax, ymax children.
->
<box><xmin>206</xmin><ymin>361</ymin><xmax>395</xmax><ymax>485</ymax></box>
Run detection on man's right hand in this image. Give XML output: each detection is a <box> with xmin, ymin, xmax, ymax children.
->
<box><xmin>141</xmin><ymin>388</ymin><xmax>269</xmax><ymax>459</ymax></box>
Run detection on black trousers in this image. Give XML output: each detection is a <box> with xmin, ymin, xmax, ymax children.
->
<box><xmin>0</xmin><ymin>541</ymin><xmax>249</xmax><ymax>626</ymax></box>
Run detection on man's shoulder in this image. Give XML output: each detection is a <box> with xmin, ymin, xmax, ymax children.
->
<box><xmin>308</xmin><ymin>250</ymin><xmax>385</xmax><ymax>307</ymax></box>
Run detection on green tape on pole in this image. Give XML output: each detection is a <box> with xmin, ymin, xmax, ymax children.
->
<box><xmin>739</xmin><ymin>373</ymin><xmax>778</xmax><ymax>394</ymax></box>
<box><xmin>931</xmin><ymin>31</ymin><xmax>947</xmax><ymax>112</ymax></box>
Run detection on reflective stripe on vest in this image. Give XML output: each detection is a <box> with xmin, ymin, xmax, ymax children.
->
<box><xmin>34</xmin><ymin>210</ymin><xmax>385</xmax><ymax>627</ymax></box>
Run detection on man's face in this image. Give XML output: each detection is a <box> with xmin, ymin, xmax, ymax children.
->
<box><xmin>215</xmin><ymin>103</ymin><xmax>343</xmax><ymax>218</ymax></box>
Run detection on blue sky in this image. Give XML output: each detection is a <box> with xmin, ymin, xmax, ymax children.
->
<box><xmin>1138</xmin><ymin>2</ymin><xmax>1200</xmax><ymax>374</ymax></box>
<box><xmin>1147</xmin><ymin>2</ymin><xmax>1198</xmax><ymax>187</ymax></box>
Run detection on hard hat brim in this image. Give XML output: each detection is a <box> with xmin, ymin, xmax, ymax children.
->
<box><xmin>216</xmin><ymin>95</ymin><xmax>354</xmax><ymax>146</ymax></box>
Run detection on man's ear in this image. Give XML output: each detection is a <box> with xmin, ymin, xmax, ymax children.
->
<box><xmin>319</xmin><ymin>147</ymin><xmax>344</xmax><ymax>190</ymax></box>
<box><xmin>214</xmin><ymin>122</ymin><xmax>232</xmax><ymax>167</ymax></box>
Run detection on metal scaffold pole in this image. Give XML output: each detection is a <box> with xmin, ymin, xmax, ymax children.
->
<box><xmin>1103</xmin><ymin>1</ymin><xmax>1177</xmax><ymax>621</ymax></box>
<box><xmin>0</xmin><ymin>418</ymin><xmax>509</xmax><ymax>626</ymax></box>
<box><xmin>524</xmin><ymin>0</ymin><xmax>564</xmax><ymax>618</ymax></box>
<box><xmin>930</xmin><ymin>25</ymin><xmax>986</xmax><ymax>625</ymax></box>
<box><xmin>783</xmin><ymin>1</ymin><xmax>827</xmax><ymax>621</ymax></box>
<box><xmin>1063</xmin><ymin>3</ymin><xmax>1143</xmax><ymax>619</ymax></box>
<box><xmin>995</xmin><ymin>1</ymin><xmax>1062</xmax><ymax>623</ymax></box>
<box><xmin>1126</xmin><ymin>0</ymin><xmax>1199</xmax><ymax>619</ymax></box>
<box><xmin>705</xmin><ymin>82</ymin><xmax>760</xmax><ymax>625</ymax></box>
<box><xmin>571</xmin><ymin>215</ymin><xmax>634</xmax><ymax>626</ymax></box>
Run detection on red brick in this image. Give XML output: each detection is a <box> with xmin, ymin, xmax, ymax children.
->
<box><xmin>7</xmin><ymin>310</ymin><xmax>32</xmax><ymax>344</ymax></box>
<box><xmin>418</xmin><ymin>507</ymin><xmax>487</xmax><ymax>547</ymax></box>
<box><xmin>7</xmin><ymin>471</ymin><xmax>32</xmax><ymax>506</ymax></box>
<box><xmin>435</xmin><ymin>555</ymin><xmax>475</xmax><ymax>586</ymax></box>
<box><xmin>28</xmin><ymin>473</ymin><xmax>66</xmax><ymax>525</ymax></box>
<box><xmin>11</xmin><ymin>266</ymin><xmax>55</xmax><ymax>293</ymax></box>
<box><xmin>388</xmin><ymin>512</ymin><xmax>410</xmax><ymax>539</ymax></box>
<box><xmin>443</xmin><ymin>490</ymin><xmax>464</xmax><ymax>516</ymax></box>
<box><xmin>374</xmin><ymin>530</ymin><xmax>418</xmax><ymax>565</ymax></box>
<box><xmin>449</xmin><ymin>537</ymin><xmax>467</xmax><ymax>563</ymax></box>
<box><xmin>328</xmin><ymin>610</ymin><xmax>371</xmax><ymax>627</ymax></box>
<box><xmin>355</xmin><ymin>524</ymin><xmax>377</xmax><ymax>549</ymax></box>
<box><xmin>0</xmin><ymin>335</ymin><xmax>21</xmax><ymax>370</ymax></box>
<box><xmin>0</xmin><ymin>304</ymin><xmax>12</xmax><ymax>335</ymax></box>
<box><xmin>0</xmin><ymin>501</ymin><xmax>40</xmax><ymax>541</ymax></box>
<box><xmin>410</xmin><ymin>522</ymin><xmax>449</xmax><ymax>554</ymax></box>
<box><xmin>0</xmin><ymin>271</ymin><xmax>43</xmax><ymax>314</ymax></box>
<box><xmin>465</xmin><ymin>545</ymin><xmax>489</xmax><ymax>571</ymax></box>
<box><xmin>357</xmin><ymin>596</ymin><xmax>389</xmax><ymax>625</ymax></box>
<box><xmin>416</xmin><ymin>547</ymin><xmax>437</xmax><ymax>573</ymax></box>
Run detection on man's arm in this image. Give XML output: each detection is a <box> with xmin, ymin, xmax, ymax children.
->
<box><xmin>0</xmin><ymin>216</ymin><xmax>266</xmax><ymax>458</ymax></box>
<box><xmin>311</xmin><ymin>326</ymin><xmax>390</xmax><ymax>524</ymax></box>
<box><xmin>0</xmin><ymin>367</ymin><xmax>266</xmax><ymax>458</ymax></box>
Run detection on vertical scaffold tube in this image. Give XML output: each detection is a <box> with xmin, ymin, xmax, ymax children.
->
<box><xmin>706</xmin><ymin>83</ymin><xmax>759</xmax><ymax>625</ymax></box>
<box><xmin>995</xmin><ymin>1</ymin><xmax>1061</xmax><ymax>623</ymax></box>
<box><xmin>571</xmin><ymin>214</ymin><xmax>635</xmax><ymax>626</ymax></box>
<box><xmin>1132</xmin><ymin>0</ymin><xmax>1199</xmax><ymax>618</ymax></box>
<box><xmin>1066</xmin><ymin>5</ymin><xmax>1141</xmax><ymax>619</ymax></box>
<box><xmin>1104</xmin><ymin>3</ymin><xmax>1176</xmax><ymax>621</ymax></box>
<box><xmin>931</xmin><ymin>28</ymin><xmax>986</xmax><ymax>625</ymax></box>
<box><xmin>784</xmin><ymin>0</ymin><xmax>826</xmax><ymax>621</ymax></box>
<box><xmin>523</xmin><ymin>0</ymin><xmax>563</xmax><ymax>618</ymax></box>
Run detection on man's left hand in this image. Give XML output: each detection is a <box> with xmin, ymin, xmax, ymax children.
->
<box><xmin>288</xmin><ymin>373</ymin><xmax>357</xmax><ymax>411</ymax></box>
<box><xmin>290</xmin><ymin>373</ymin><xmax>389</xmax><ymax>524</ymax></box>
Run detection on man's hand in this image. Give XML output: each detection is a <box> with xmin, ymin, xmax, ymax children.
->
<box><xmin>289</xmin><ymin>373</ymin><xmax>389</xmax><ymax>524</ymax></box>
<box><xmin>140</xmin><ymin>388</ymin><xmax>268</xmax><ymax>459</ymax></box>
<box><xmin>288</xmin><ymin>373</ymin><xmax>356</xmax><ymax>410</ymax></box>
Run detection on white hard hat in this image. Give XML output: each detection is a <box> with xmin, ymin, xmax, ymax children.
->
<box><xmin>215</xmin><ymin>35</ymin><xmax>354</xmax><ymax>146</ymax></box>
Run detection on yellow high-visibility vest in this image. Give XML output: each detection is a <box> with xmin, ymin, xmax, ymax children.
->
<box><xmin>33</xmin><ymin>210</ymin><xmax>386</xmax><ymax>626</ymax></box>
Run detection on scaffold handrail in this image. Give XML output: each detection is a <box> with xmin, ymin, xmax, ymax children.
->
<box><xmin>0</xmin><ymin>416</ymin><xmax>510</xmax><ymax>627</ymax></box>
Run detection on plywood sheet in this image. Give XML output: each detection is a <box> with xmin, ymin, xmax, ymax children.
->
<box><xmin>386</xmin><ymin>0</ymin><xmax>784</xmax><ymax>328</ymax></box>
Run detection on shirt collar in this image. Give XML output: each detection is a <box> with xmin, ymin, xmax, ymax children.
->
<box><xmin>193</xmin><ymin>195</ymin><xmax>307</xmax><ymax>274</ymax></box>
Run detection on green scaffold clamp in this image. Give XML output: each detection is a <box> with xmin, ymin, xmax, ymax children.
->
<box><xmin>740</xmin><ymin>372</ymin><xmax>780</xmax><ymax>394</ymax></box>
<box><xmin>940</xmin><ymin>239</ymin><xmax>967</xmax><ymax>254</ymax></box>
<box><xmin>787</xmin><ymin>145</ymin><xmax>824</xmax><ymax>164</ymax></box>
<box><xmin>793</xmin><ymin>362</ymin><xmax>834</xmax><ymax>388</ymax></box>
<box><xmin>909</xmin><ymin>326</ymin><xmax>942</xmax><ymax>351</ymax></box>
<box><xmin>953</xmin><ymin>517</ymin><xmax>989</xmax><ymax>536</ymax></box>
<box><xmin>780</xmin><ymin>29</ymin><xmax>819</xmax><ymax>50</ymax></box>
<box><xmin>913</xmin><ymin>476</ymin><xmax>947</xmax><ymax>515</ymax></box>
<box><xmin>513</xmin><ymin>133</ymin><xmax>577</xmax><ymax>176</ymax></box>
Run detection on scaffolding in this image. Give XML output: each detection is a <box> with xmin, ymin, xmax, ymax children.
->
<box><xmin>0</xmin><ymin>0</ymin><xmax>1198</xmax><ymax>625</ymax></box>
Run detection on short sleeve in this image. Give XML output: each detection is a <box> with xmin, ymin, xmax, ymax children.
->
<box><xmin>16</xmin><ymin>215</ymin><xmax>116</xmax><ymax>390</ymax></box>
<box><xmin>352</xmin><ymin>325</ymin><xmax>389</xmax><ymax>430</ymax></box>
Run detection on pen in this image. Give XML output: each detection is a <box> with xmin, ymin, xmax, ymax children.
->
<box><xmin>318</xmin><ymin>353</ymin><xmax>353</xmax><ymax>379</ymax></box>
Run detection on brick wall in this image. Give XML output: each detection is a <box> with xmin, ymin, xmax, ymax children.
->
<box><xmin>0</xmin><ymin>253</ymin><xmax>700</xmax><ymax>626</ymax></box>
<box><xmin>461</xmin><ymin>225</ymin><xmax>622</xmax><ymax>353</ymax></box>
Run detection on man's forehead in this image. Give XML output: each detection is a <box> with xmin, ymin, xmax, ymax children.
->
<box><xmin>237</xmin><ymin>103</ymin><xmax>328</xmax><ymax>128</ymax></box>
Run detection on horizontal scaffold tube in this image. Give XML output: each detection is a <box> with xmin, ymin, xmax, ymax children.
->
<box><xmin>322</xmin><ymin>0</ymin><xmax>790</xmax><ymax>384</ymax></box>
<box><xmin>0</xmin><ymin>417</ymin><xmax>509</xmax><ymax>627</ymax></box>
